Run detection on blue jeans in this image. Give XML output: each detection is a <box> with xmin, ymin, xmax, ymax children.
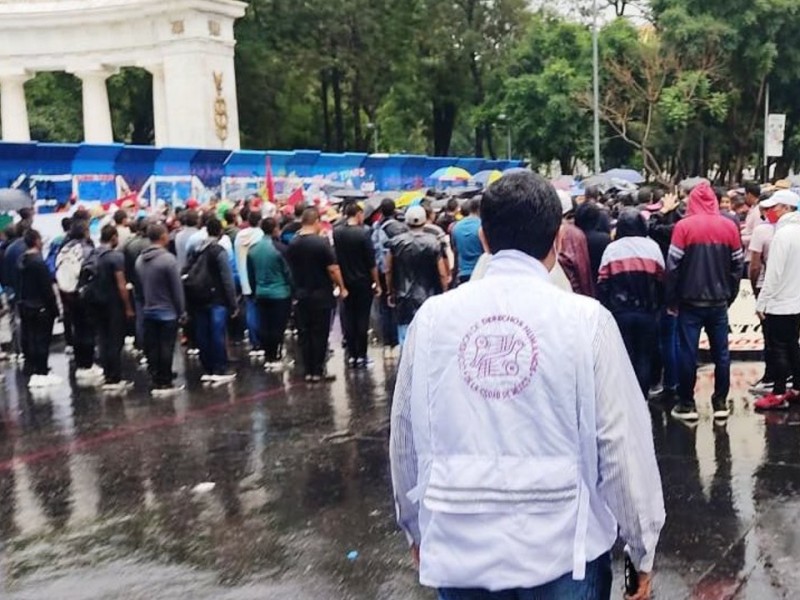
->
<box><xmin>438</xmin><ymin>552</ymin><xmax>612</xmax><ymax>600</ymax></box>
<box><xmin>195</xmin><ymin>305</ymin><xmax>229</xmax><ymax>375</ymax></box>
<box><xmin>245</xmin><ymin>297</ymin><xmax>260</xmax><ymax>349</ymax></box>
<box><xmin>677</xmin><ymin>304</ymin><xmax>730</xmax><ymax>407</ymax></box>
<box><xmin>615</xmin><ymin>311</ymin><xmax>659</xmax><ymax>398</ymax></box>
<box><xmin>659</xmin><ymin>310</ymin><xmax>678</xmax><ymax>390</ymax></box>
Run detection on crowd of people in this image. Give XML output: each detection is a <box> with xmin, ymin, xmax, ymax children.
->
<box><xmin>0</xmin><ymin>171</ymin><xmax>790</xmax><ymax>418</ymax></box>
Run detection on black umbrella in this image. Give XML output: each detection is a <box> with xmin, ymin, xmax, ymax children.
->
<box><xmin>331</xmin><ymin>188</ymin><xmax>369</xmax><ymax>201</ymax></box>
<box><xmin>0</xmin><ymin>188</ymin><xmax>33</xmax><ymax>212</ymax></box>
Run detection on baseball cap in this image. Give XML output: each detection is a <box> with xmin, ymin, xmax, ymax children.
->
<box><xmin>760</xmin><ymin>189</ymin><xmax>800</xmax><ymax>209</ymax></box>
<box><xmin>405</xmin><ymin>205</ymin><xmax>427</xmax><ymax>227</ymax></box>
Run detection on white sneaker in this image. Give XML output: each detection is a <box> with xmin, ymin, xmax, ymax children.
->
<box><xmin>28</xmin><ymin>374</ymin><xmax>44</xmax><ymax>388</ymax></box>
<box><xmin>264</xmin><ymin>361</ymin><xmax>284</xmax><ymax>371</ymax></box>
<box><xmin>209</xmin><ymin>373</ymin><xmax>236</xmax><ymax>384</ymax></box>
<box><xmin>64</xmin><ymin>346</ymin><xmax>74</xmax><ymax>356</ymax></box>
<box><xmin>151</xmin><ymin>384</ymin><xmax>185</xmax><ymax>397</ymax></box>
<box><xmin>248</xmin><ymin>350</ymin><xmax>263</xmax><ymax>359</ymax></box>
<box><xmin>187</xmin><ymin>348</ymin><xmax>200</xmax><ymax>357</ymax></box>
<box><xmin>102</xmin><ymin>381</ymin><xmax>133</xmax><ymax>393</ymax></box>
<box><xmin>42</xmin><ymin>374</ymin><xmax>63</xmax><ymax>387</ymax></box>
<box><xmin>201</xmin><ymin>373</ymin><xmax>215</xmax><ymax>382</ymax></box>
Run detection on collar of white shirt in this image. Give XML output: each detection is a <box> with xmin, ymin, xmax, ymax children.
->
<box><xmin>484</xmin><ymin>250</ymin><xmax>551</xmax><ymax>282</ymax></box>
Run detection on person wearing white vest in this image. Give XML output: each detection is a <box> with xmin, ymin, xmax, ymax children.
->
<box><xmin>390</xmin><ymin>172</ymin><xmax>665</xmax><ymax>600</ymax></box>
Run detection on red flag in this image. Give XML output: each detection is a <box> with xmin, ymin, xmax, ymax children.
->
<box><xmin>287</xmin><ymin>186</ymin><xmax>304</xmax><ymax>207</ymax></box>
<box><xmin>266</xmin><ymin>156</ymin><xmax>276</xmax><ymax>203</ymax></box>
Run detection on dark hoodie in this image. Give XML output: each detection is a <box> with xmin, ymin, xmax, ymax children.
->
<box><xmin>666</xmin><ymin>182</ymin><xmax>744</xmax><ymax>308</ymax></box>
<box><xmin>597</xmin><ymin>209</ymin><xmax>665</xmax><ymax>314</ymax></box>
<box><xmin>135</xmin><ymin>245</ymin><xmax>185</xmax><ymax>320</ymax></box>
<box><xmin>575</xmin><ymin>202</ymin><xmax>612</xmax><ymax>280</ymax></box>
<box><xmin>18</xmin><ymin>251</ymin><xmax>58</xmax><ymax>316</ymax></box>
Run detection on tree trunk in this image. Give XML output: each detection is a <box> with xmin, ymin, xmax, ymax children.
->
<box><xmin>559</xmin><ymin>153</ymin><xmax>572</xmax><ymax>175</ymax></box>
<box><xmin>486</xmin><ymin>125</ymin><xmax>497</xmax><ymax>160</ymax></box>
<box><xmin>433</xmin><ymin>100</ymin><xmax>456</xmax><ymax>156</ymax></box>
<box><xmin>332</xmin><ymin>67</ymin><xmax>345</xmax><ymax>152</ymax></box>
<box><xmin>474</xmin><ymin>127</ymin><xmax>484</xmax><ymax>158</ymax></box>
<box><xmin>320</xmin><ymin>71</ymin><xmax>331</xmax><ymax>151</ymax></box>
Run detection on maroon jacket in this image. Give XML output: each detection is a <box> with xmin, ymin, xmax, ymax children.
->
<box><xmin>559</xmin><ymin>224</ymin><xmax>595</xmax><ymax>297</ymax></box>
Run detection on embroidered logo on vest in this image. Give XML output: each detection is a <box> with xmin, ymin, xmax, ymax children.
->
<box><xmin>458</xmin><ymin>314</ymin><xmax>539</xmax><ymax>399</ymax></box>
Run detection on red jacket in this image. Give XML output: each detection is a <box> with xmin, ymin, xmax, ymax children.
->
<box><xmin>559</xmin><ymin>224</ymin><xmax>595</xmax><ymax>297</ymax></box>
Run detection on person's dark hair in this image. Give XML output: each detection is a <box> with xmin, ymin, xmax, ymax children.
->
<box><xmin>637</xmin><ymin>187</ymin><xmax>654</xmax><ymax>205</ymax></box>
<box><xmin>575</xmin><ymin>202</ymin><xmax>604</xmax><ymax>233</ymax></box>
<box><xmin>18</xmin><ymin>207</ymin><xmax>33</xmax><ymax>223</ymax></box>
<box><xmin>745</xmin><ymin>181</ymin><xmax>761</xmax><ymax>198</ymax></box>
<box><xmin>380</xmin><ymin>198</ymin><xmax>396</xmax><ymax>218</ymax></box>
<box><xmin>731</xmin><ymin>196</ymin><xmax>747</xmax><ymax>210</ymax></box>
<box><xmin>301</xmin><ymin>207</ymin><xmax>320</xmax><ymax>226</ymax></box>
<box><xmin>113</xmin><ymin>209</ymin><xmax>128</xmax><ymax>225</ymax></box>
<box><xmin>294</xmin><ymin>203</ymin><xmax>306</xmax><ymax>219</ymax></box>
<box><xmin>468</xmin><ymin>198</ymin><xmax>481</xmax><ymax>215</ymax></box>
<box><xmin>73</xmin><ymin>208</ymin><xmax>91</xmax><ymax>223</ymax></box>
<box><xmin>615</xmin><ymin>208</ymin><xmax>647</xmax><ymax>239</ymax></box>
<box><xmin>224</xmin><ymin>209</ymin><xmax>236</xmax><ymax>225</ymax></box>
<box><xmin>480</xmin><ymin>172</ymin><xmax>561</xmax><ymax>260</ymax></box>
<box><xmin>424</xmin><ymin>204</ymin><xmax>435</xmax><ymax>219</ymax></box>
<box><xmin>147</xmin><ymin>223</ymin><xmax>167</xmax><ymax>242</ymax></box>
<box><xmin>23</xmin><ymin>228</ymin><xmax>41</xmax><ymax>249</ymax></box>
<box><xmin>100</xmin><ymin>224</ymin><xmax>118</xmax><ymax>243</ymax></box>
<box><xmin>585</xmin><ymin>185</ymin><xmax>601</xmax><ymax>202</ymax></box>
<box><xmin>446</xmin><ymin>198</ymin><xmax>459</xmax><ymax>213</ymax></box>
<box><xmin>184</xmin><ymin>209</ymin><xmax>199</xmax><ymax>228</ymax></box>
<box><xmin>240</xmin><ymin>206</ymin><xmax>251</xmax><ymax>223</ymax></box>
<box><xmin>61</xmin><ymin>217</ymin><xmax>72</xmax><ymax>233</ymax></box>
<box><xmin>69</xmin><ymin>220</ymin><xmax>88</xmax><ymax>240</ymax></box>
<box><xmin>247</xmin><ymin>210</ymin><xmax>262</xmax><ymax>228</ymax></box>
<box><xmin>344</xmin><ymin>202</ymin><xmax>363</xmax><ymax>218</ymax></box>
<box><xmin>261</xmin><ymin>217</ymin><xmax>277</xmax><ymax>235</ymax></box>
<box><xmin>206</xmin><ymin>217</ymin><xmax>223</xmax><ymax>237</ymax></box>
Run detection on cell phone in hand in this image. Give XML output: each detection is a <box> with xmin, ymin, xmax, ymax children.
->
<box><xmin>624</xmin><ymin>552</ymin><xmax>639</xmax><ymax>596</ymax></box>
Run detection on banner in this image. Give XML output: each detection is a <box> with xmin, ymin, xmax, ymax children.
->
<box><xmin>767</xmin><ymin>114</ymin><xmax>787</xmax><ymax>157</ymax></box>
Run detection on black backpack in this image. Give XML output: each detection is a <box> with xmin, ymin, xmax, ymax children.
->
<box><xmin>182</xmin><ymin>245</ymin><xmax>219</xmax><ymax>306</ymax></box>
<box><xmin>78</xmin><ymin>247</ymin><xmax>112</xmax><ymax>306</ymax></box>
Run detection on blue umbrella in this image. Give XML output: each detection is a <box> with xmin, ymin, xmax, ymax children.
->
<box><xmin>602</xmin><ymin>168</ymin><xmax>645</xmax><ymax>185</ymax></box>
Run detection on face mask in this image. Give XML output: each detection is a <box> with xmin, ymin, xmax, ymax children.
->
<box><xmin>766</xmin><ymin>208</ymin><xmax>780</xmax><ymax>224</ymax></box>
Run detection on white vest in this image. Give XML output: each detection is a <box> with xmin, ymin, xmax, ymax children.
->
<box><xmin>407</xmin><ymin>250</ymin><xmax>617</xmax><ymax>591</ymax></box>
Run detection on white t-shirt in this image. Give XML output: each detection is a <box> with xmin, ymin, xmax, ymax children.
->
<box><xmin>749</xmin><ymin>222</ymin><xmax>774</xmax><ymax>289</ymax></box>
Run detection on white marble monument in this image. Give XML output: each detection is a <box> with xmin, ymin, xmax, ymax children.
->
<box><xmin>0</xmin><ymin>0</ymin><xmax>247</xmax><ymax>149</ymax></box>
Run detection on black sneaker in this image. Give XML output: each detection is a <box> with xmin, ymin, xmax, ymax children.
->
<box><xmin>671</xmin><ymin>403</ymin><xmax>699</xmax><ymax>422</ymax></box>
<box><xmin>712</xmin><ymin>397</ymin><xmax>731</xmax><ymax>420</ymax></box>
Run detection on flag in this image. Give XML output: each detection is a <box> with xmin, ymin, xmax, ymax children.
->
<box><xmin>265</xmin><ymin>156</ymin><xmax>275</xmax><ymax>203</ymax></box>
<box><xmin>287</xmin><ymin>186</ymin><xmax>304</xmax><ymax>207</ymax></box>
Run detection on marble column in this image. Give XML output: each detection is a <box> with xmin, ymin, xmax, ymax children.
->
<box><xmin>74</xmin><ymin>68</ymin><xmax>115</xmax><ymax>144</ymax></box>
<box><xmin>0</xmin><ymin>73</ymin><xmax>33</xmax><ymax>142</ymax></box>
<box><xmin>146</xmin><ymin>64</ymin><xmax>168</xmax><ymax>147</ymax></box>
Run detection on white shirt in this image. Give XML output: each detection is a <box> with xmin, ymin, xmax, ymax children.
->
<box><xmin>756</xmin><ymin>212</ymin><xmax>800</xmax><ymax>315</ymax></box>
<box><xmin>390</xmin><ymin>250</ymin><xmax>665</xmax><ymax>590</ymax></box>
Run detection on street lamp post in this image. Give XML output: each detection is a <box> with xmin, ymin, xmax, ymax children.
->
<box><xmin>366</xmin><ymin>122</ymin><xmax>379</xmax><ymax>153</ymax></box>
<box><xmin>497</xmin><ymin>113</ymin><xmax>512</xmax><ymax>160</ymax></box>
<box><xmin>592</xmin><ymin>0</ymin><xmax>601</xmax><ymax>174</ymax></box>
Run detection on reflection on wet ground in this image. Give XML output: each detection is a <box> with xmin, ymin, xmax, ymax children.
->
<box><xmin>0</xmin><ymin>343</ymin><xmax>797</xmax><ymax>599</ymax></box>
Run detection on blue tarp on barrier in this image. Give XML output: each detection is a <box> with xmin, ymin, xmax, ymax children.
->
<box><xmin>115</xmin><ymin>146</ymin><xmax>160</xmax><ymax>191</ymax></box>
<box><xmin>191</xmin><ymin>149</ymin><xmax>229</xmax><ymax>187</ymax></box>
<box><xmin>0</xmin><ymin>142</ymin><xmax>526</xmax><ymax>198</ymax></box>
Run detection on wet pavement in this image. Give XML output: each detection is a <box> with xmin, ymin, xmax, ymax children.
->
<box><xmin>0</xmin><ymin>339</ymin><xmax>798</xmax><ymax>599</ymax></box>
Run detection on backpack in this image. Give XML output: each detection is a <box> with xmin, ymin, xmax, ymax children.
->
<box><xmin>45</xmin><ymin>236</ymin><xmax>65</xmax><ymax>278</ymax></box>
<box><xmin>182</xmin><ymin>244</ymin><xmax>219</xmax><ymax>306</ymax></box>
<box><xmin>372</xmin><ymin>220</ymin><xmax>394</xmax><ymax>274</ymax></box>
<box><xmin>55</xmin><ymin>240</ymin><xmax>90</xmax><ymax>293</ymax></box>
<box><xmin>77</xmin><ymin>247</ymin><xmax>112</xmax><ymax>306</ymax></box>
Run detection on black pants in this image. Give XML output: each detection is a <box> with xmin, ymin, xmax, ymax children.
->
<box><xmin>20</xmin><ymin>306</ymin><xmax>54</xmax><ymax>376</ymax></box>
<box><xmin>98</xmin><ymin>305</ymin><xmax>126</xmax><ymax>383</ymax></box>
<box><xmin>378</xmin><ymin>272</ymin><xmax>398</xmax><ymax>347</ymax></box>
<box><xmin>295</xmin><ymin>298</ymin><xmax>332</xmax><ymax>377</ymax></box>
<box><xmin>760</xmin><ymin>311</ymin><xmax>775</xmax><ymax>383</ymax></box>
<box><xmin>59</xmin><ymin>291</ymin><xmax>75</xmax><ymax>348</ymax></box>
<box><xmin>343</xmin><ymin>283</ymin><xmax>373</xmax><ymax>360</ymax></box>
<box><xmin>765</xmin><ymin>313</ymin><xmax>800</xmax><ymax>395</ymax></box>
<box><xmin>73</xmin><ymin>301</ymin><xmax>96</xmax><ymax>369</ymax></box>
<box><xmin>144</xmin><ymin>318</ymin><xmax>178</xmax><ymax>388</ymax></box>
<box><xmin>615</xmin><ymin>310</ymin><xmax>659</xmax><ymax>398</ymax></box>
<box><xmin>257</xmin><ymin>297</ymin><xmax>292</xmax><ymax>361</ymax></box>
